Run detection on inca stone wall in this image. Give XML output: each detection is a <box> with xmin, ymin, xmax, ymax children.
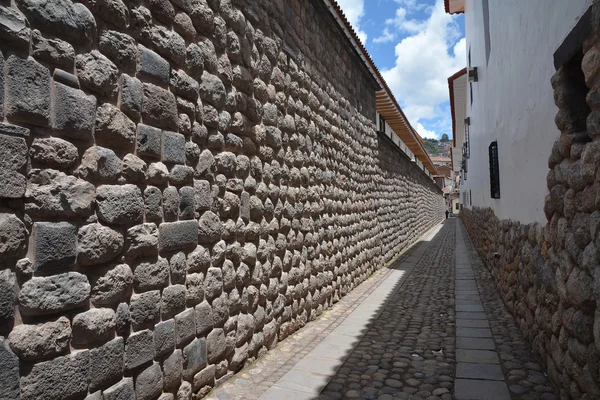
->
<box><xmin>0</xmin><ymin>0</ymin><xmax>443</xmax><ymax>399</ymax></box>
<box><xmin>461</xmin><ymin>7</ymin><xmax>600</xmax><ymax>397</ymax></box>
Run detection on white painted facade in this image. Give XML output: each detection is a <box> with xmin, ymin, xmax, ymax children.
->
<box><xmin>458</xmin><ymin>0</ymin><xmax>592</xmax><ymax>224</ymax></box>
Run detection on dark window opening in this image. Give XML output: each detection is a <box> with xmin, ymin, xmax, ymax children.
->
<box><xmin>469</xmin><ymin>189</ymin><xmax>472</xmax><ymax>206</ymax></box>
<box><xmin>483</xmin><ymin>0</ymin><xmax>491</xmax><ymax>64</ymax></box>
<box><xmin>468</xmin><ymin>47</ymin><xmax>473</xmax><ymax>106</ymax></box>
<box><xmin>379</xmin><ymin>114</ymin><xmax>386</xmax><ymax>133</ymax></box>
<box><xmin>489</xmin><ymin>141</ymin><xmax>500</xmax><ymax>199</ymax></box>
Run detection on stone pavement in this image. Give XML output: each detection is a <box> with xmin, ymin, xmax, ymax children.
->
<box><xmin>206</xmin><ymin>220</ymin><xmax>558</xmax><ymax>400</ymax></box>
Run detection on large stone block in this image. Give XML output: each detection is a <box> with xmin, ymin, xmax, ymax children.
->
<box><xmin>25</xmin><ymin>169</ymin><xmax>96</xmax><ymax>218</ymax></box>
<box><xmin>162</xmin><ymin>285</ymin><xmax>186</xmax><ymax>319</ymax></box>
<box><xmin>163</xmin><ymin>131</ymin><xmax>186</xmax><ymax>164</ymax></box>
<box><xmin>0</xmin><ymin>212</ymin><xmax>27</xmax><ymax>258</ymax></box>
<box><xmin>121</xmin><ymin>74</ymin><xmax>142</xmax><ymax>119</ymax></box>
<box><xmin>0</xmin><ymin>269</ymin><xmax>16</xmax><ymax>322</ymax></box>
<box><xmin>77</xmin><ymin>223</ymin><xmax>124</xmax><ymax>267</ymax></box>
<box><xmin>159</xmin><ymin>220</ymin><xmax>199</xmax><ymax>252</ymax></box>
<box><xmin>30</xmin><ymin>137</ymin><xmax>78</xmax><ymax>168</ymax></box>
<box><xmin>130</xmin><ymin>290</ymin><xmax>160</xmax><ymax>330</ymax></box>
<box><xmin>20</xmin><ymin>351</ymin><xmax>89</xmax><ymax>400</ymax></box>
<box><xmin>133</xmin><ymin>257</ymin><xmax>169</xmax><ymax>291</ymax></box>
<box><xmin>183</xmin><ymin>337</ymin><xmax>206</xmax><ymax>380</ymax></box>
<box><xmin>0</xmin><ymin>134</ymin><xmax>27</xmax><ymax>198</ymax></box>
<box><xmin>199</xmin><ymin>71</ymin><xmax>226</xmax><ymax>108</ymax></box>
<box><xmin>163</xmin><ymin>349</ymin><xmax>183</xmax><ymax>390</ymax></box>
<box><xmin>19</xmin><ymin>272</ymin><xmax>90</xmax><ymax>316</ymax></box>
<box><xmin>179</xmin><ymin>186</ymin><xmax>196</xmax><ymax>219</ymax></box>
<box><xmin>0</xmin><ymin>338</ymin><xmax>19</xmax><ymax>400</ymax></box>
<box><xmin>97</xmin><ymin>184</ymin><xmax>144</xmax><ymax>225</ymax></box>
<box><xmin>163</xmin><ymin>186</ymin><xmax>179</xmax><ymax>222</ymax></box>
<box><xmin>52</xmin><ymin>82</ymin><xmax>96</xmax><ymax>140</ymax></box>
<box><xmin>89</xmin><ymin>263</ymin><xmax>133</xmax><ymax>306</ymax></box>
<box><xmin>80</xmin><ymin>0</ymin><xmax>128</xmax><ymax>29</ymax></box>
<box><xmin>31</xmin><ymin>221</ymin><xmax>77</xmax><ymax>272</ymax></box>
<box><xmin>139</xmin><ymin>44</ymin><xmax>170</xmax><ymax>83</ymax></box>
<box><xmin>99</xmin><ymin>30</ymin><xmax>136</xmax><ymax>72</ymax></box>
<box><xmin>155</xmin><ymin>319</ymin><xmax>175</xmax><ymax>357</ymax></box>
<box><xmin>198</xmin><ymin>211</ymin><xmax>222</xmax><ymax>243</ymax></box>
<box><xmin>175</xmin><ymin>308</ymin><xmax>196</xmax><ymax>345</ymax></box>
<box><xmin>7</xmin><ymin>317</ymin><xmax>71</xmax><ymax>361</ymax></box>
<box><xmin>5</xmin><ymin>55</ymin><xmax>50</xmax><ymax>126</ymax></box>
<box><xmin>0</xmin><ymin>6</ymin><xmax>30</xmax><ymax>49</ymax></box>
<box><xmin>135</xmin><ymin>362</ymin><xmax>163</xmax><ymax>400</ymax></box>
<box><xmin>195</xmin><ymin>180</ymin><xmax>212</xmax><ymax>211</ymax></box>
<box><xmin>103</xmin><ymin>378</ymin><xmax>134</xmax><ymax>400</ymax></box>
<box><xmin>76</xmin><ymin>50</ymin><xmax>118</xmax><ymax>98</ymax></box>
<box><xmin>126</xmin><ymin>223</ymin><xmax>158</xmax><ymax>259</ymax></box>
<box><xmin>137</xmin><ymin>124</ymin><xmax>162</xmax><ymax>159</ymax></box>
<box><xmin>206</xmin><ymin>328</ymin><xmax>226</xmax><ymax>364</ymax></box>
<box><xmin>72</xmin><ymin>308</ymin><xmax>116</xmax><ymax>345</ymax></box>
<box><xmin>125</xmin><ymin>329</ymin><xmax>154</xmax><ymax>371</ymax></box>
<box><xmin>95</xmin><ymin>103</ymin><xmax>136</xmax><ymax>150</ymax></box>
<box><xmin>89</xmin><ymin>337</ymin><xmax>123</xmax><ymax>391</ymax></box>
<box><xmin>16</xmin><ymin>0</ymin><xmax>96</xmax><ymax>45</ymax></box>
<box><xmin>142</xmin><ymin>83</ymin><xmax>178</xmax><ymax>130</ymax></box>
<box><xmin>195</xmin><ymin>301</ymin><xmax>213</xmax><ymax>336</ymax></box>
<box><xmin>31</xmin><ymin>29</ymin><xmax>75</xmax><ymax>68</ymax></box>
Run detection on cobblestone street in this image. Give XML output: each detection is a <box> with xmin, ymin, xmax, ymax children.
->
<box><xmin>206</xmin><ymin>220</ymin><xmax>557</xmax><ymax>400</ymax></box>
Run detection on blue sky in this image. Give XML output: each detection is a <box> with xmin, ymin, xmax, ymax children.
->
<box><xmin>337</xmin><ymin>0</ymin><xmax>465</xmax><ymax>139</ymax></box>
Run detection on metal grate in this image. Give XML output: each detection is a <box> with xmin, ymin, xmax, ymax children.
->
<box><xmin>489</xmin><ymin>141</ymin><xmax>500</xmax><ymax>198</ymax></box>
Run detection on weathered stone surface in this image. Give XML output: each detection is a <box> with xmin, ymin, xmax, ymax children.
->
<box><xmin>134</xmin><ymin>257</ymin><xmax>169</xmax><ymax>291</ymax></box>
<box><xmin>0</xmin><ymin>213</ymin><xmax>27</xmax><ymax>258</ymax></box>
<box><xmin>195</xmin><ymin>301</ymin><xmax>213</xmax><ymax>335</ymax></box>
<box><xmin>26</xmin><ymin>169</ymin><xmax>96</xmax><ymax>218</ymax></box>
<box><xmin>30</xmin><ymin>137</ymin><xmax>78</xmax><ymax>168</ymax></box>
<box><xmin>72</xmin><ymin>308</ymin><xmax>115</xmax><ymax>345</ymax></box>
<box><xmin>177</xmin><ymin>380</ymin><xmax>193</xmax><ymax>400</ymax></box>
<box><xmin>121</xmin><ymin>74</ymin><xmax>143</xmax><ymax>119</ymax></box>
<box><xmin>135</xmin><ymin>362</ymin><xmax>163</xmax><ymax>400</ymax></box>
<box><xmin>176</xmin><ymin>308</ymin><xmax>196</xmax><ymax>345</ymax></box>
<box><xmin>31</xmin><ymin>29</ymin><xmax>74</xmax><ymax>68</ymax></box>
<box><xmin>162</xmin><ymin>285</ymin><xmax>186</xmax><ymax>319</ymax></box>
<box><xmin>99</xmin><ymin>30</ymin><xmax>136</xmax><ymax>71</ymax></box>
<box><xmin>20</xmin><ymin>351</ymin><xmax>89</xmax><ymax>400</ymax></box>
<box><xmin>199</xmin><ymin>71</ymin><xmax>226</xmax><ymax>108</ymax></box>
<box><xmin>147</xmin><ymin>162</ymin><xmax>169</xmax><ymax>184</ymax></box>
<box><xmin>0</xmin><ymin>6</ymin><xmax>31</xmax><ymax>48</ymax></box>
<box><xmin>137</xmin><ymin>123</ymin><xmax>162</xmax><ymax>159</ymax></box>
<box><xmin>95</xmin><ymin>103</ymin><xmax>136</xmax><ymax>150</ymax></box>
<box><xmin>8</xmin><ymin>317</ymin><xmax>71</xmax><ymax>361</ymax></box>
<box><xmin>0</xmin><ymin>338</ymin><xmax>19</xmax><ymax>400</ymax></box>
<box><xmin>76</xmin><ymin>51</ymin><xmax>118</xmax><ymax>98</ymax></box>
<box><xmin>0</xmin><ymin>122</ymin><xmax>30</xmax><ymax>138</ymax></box>
<box><xmin>125</xmin><ymin>329</ymin><xmax>154</xmax><ymax>370</ymax></box>
<box><xmin>183</xmin><ymin>337</ymin><xmax>206</xmax><ymax>380</ymax></box>
<box><xmin>123</xmin><ymin>154</ymin><xmax>147</xmax><ymax>182</ymax></box>
<box><xmin>126</xmin><ymin>223</ymin><xmax>158</xmax><ymax>259</ymax></box>
<box><xmin>103</xmin><ymin>378</ymin><xmax>134</xmax><ymax>400</ymax></box>
<box><xmin>142</xmin><ymin>83</ymin><xmax>178</xmax><ymax>130</ymax></box>
<box><xmin>163</xmin><ymin>349</ymin><xmax>183</xmax><ymax>390</ymax></box>
<box><xmin>130</xmin><ymin>290</ymin><xmax>160</xmax><ymax>329</ymax></box>
<box><xmin>89</xmin><ymin>337</ymin><xmax>123</xmax><ymax>391</ymax></box>
<box><xmin>115</xmin><ymin>302</ymin><xmax>130</xmax><ymax>333</ymax></box>
<box><xmin>159</xmin><ymin>220</ymin><xmax>199</xmax><ymax>252</ymax></box>
<box><xmin>193</xmin><ymin>364</ymin><xmax>215</xmax><ymax>392</ymax></box>
<box><xmin>31</xmin><ymin>221</ymin><xmax>77</xmax><ymax>271</ymax></box>
<box><xmin>186</xmin><ymin>273</ymin><xmax>205</xmax><ymax>305</ymax></box>
<box><xmin>0</xmin><ymin>133</ymin><xmax>28</xmax><ymax>198</ymax></box>
<box><xmin>206</xmin><ymin>328</ymin><xmax>226</xmax><ymax>363</ymax></box>
<box><xmin>97</xmin><ymin>184</ymin><xmax>144</xmax><ymax>225</ymax></box>
<box><xmin>139</xmin><ymin>44</ymin><xmax>170</xmax><ymax>83</ymax></box>
<box><xmin>195</xmin><ymin>179</ymin><xmax>212</xmax><ymax>211</ymax></box>
<box><xmin>154</xmin><ymin>319</ymin><xmax>175</xmax><ymax>357</ymax></box>
<box><xmin>52</xmin><ymin>82</ymin><xmax>96</xmax><ymax>140</ymax></box>
<box><xmin>78</xmin><ymin>146</ymin><xmax>122</xmax><ymax>182</ymax></box>
<box><xmin>198</xmin><ymin>211</ymin><xmax>222</xmax><ymax>243</ymax></box>
<box><xmin>204</xmin><ymin>267</ymin><xmax>223</xmax><ymax>300</ymax></box>
<box><xmin>163</xmin><ymin>131</ymin><xmax>186</xmax><ymax>164</ymax></box>
<box><xmin>89</xmin><ymin>263</ymin><xmax>133</xmax><ymax>306</ymax></box>
<box><xmin>19</xmin><ymin>272</ymin><xmax>90</xmax><ymax>316</ymax></box>
<box><xmin>171</xmin><ymin>165</ymin><xmax>194</xmax><ymax>186</ymax></box>
<box><xmin>17</xmin><ymin>0</ymin><xmax>96</xmax><ymax>45</ymax></box>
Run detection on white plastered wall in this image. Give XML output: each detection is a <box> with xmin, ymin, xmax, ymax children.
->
<box><xmin>461</xmin><ymin>0</ymin><xmax>592</xmax><ymax>224</ymax></box>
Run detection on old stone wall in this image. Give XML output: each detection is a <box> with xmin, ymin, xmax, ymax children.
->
<box><xmin>0</xmin><ymin>0</ymin><xmax>443</xmax><ymax>399</ymax></box>
<box><xmin>460</xmin><ymin>6</ymin><xmax>600</xmax><ymax>397</ymax></box>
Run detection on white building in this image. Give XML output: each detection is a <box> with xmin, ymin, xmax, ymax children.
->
<box><xmin>447</xmin><ymin>0</ymin><xmax>593</xmax><ymax>224</ymax></box>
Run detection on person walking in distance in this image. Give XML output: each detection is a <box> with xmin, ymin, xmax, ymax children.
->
<box><xmin>445</xmin><ymin>209</ymin><xmax>449</xmax><ymax>219</ymax></box>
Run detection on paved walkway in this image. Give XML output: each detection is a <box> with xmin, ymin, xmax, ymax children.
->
<box><xmin>206</xmin><ymin>220</ymin><xmax>557</xmax><ymax>400</ymax></box>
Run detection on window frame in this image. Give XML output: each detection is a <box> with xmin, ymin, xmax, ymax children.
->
<box><xmin>488</xmin><ymin>141</ymin><xmax>501</xmax><ymax>199</ymax></box>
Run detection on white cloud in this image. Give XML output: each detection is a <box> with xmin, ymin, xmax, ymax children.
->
<box><xmin>415</xmin><ymin>122</ymin><xmax>438</xmax><ymax>139</ymax></box>
<box><xmin>380</xmin><ymin>0</ymin><xmax>466</xmax><ymax>139</ymax></box>
<box><xmin>336</xmin><ymin>0</ymin><xmax>368</xmax><ymax>43</ymax></box>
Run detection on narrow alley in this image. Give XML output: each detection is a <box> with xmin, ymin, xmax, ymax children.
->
<box><xmin>206</xmin><ymin>220</ymin><xmax>556</xmax><ymax>400</ymax></box>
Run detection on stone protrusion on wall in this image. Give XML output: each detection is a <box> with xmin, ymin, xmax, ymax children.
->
<box><xmin>461</xmin><ymin>4</ymin><xmax>600</xmax><ymax>397</ymax></box>
<box><xmin>0</xmin><ymin>0</ymin><xmax>443</xmax><ymax>398</ymax></box>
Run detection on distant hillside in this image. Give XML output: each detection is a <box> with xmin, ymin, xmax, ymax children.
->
<box><xmin>423</xmin><ymin>134</ymin><xmax>451</xmax><ymax>158</ymax></box>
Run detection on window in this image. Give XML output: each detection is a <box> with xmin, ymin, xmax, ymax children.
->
<box><xmin>468</xmin><ymin>47</ymin><xmax>473</xmax><ymax>106</ymax></box>
<box><xmin>489</xmin><ymin>141</ymin><xmax>500</xmax><ymax>198</ymax></box>
<box><xmin>469</xmin><ymin>189</ymin><xmax>472</xmax><ymax>206</ymax></box>
<box><xmin>455</xmin><ymin>202</ymin><xmax>459</xmax><ymax>211</ymax></box>
<box><xmin>379</xmin><ymin>114</ymin><xmax>386</xmax><ymax>133</ymax></box>
<box><xmin>483</xmin><ymin>0</ymin><xmax>491</xmax><ymax>64</ymax></box>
